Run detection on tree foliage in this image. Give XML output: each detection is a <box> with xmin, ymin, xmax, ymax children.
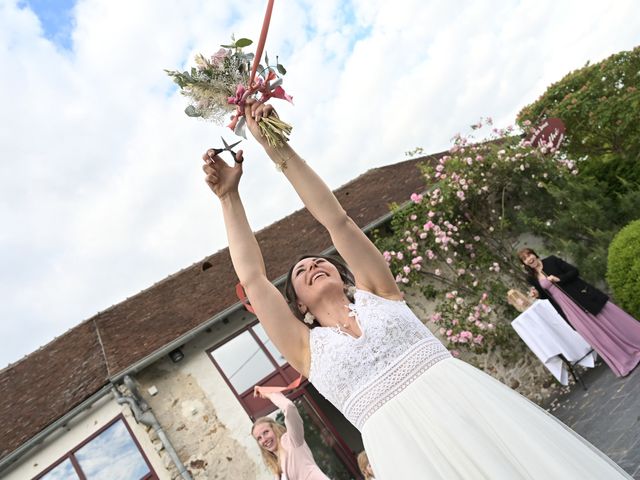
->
<box><xmin>517</xmin><ymin>46</ymin><xmax>640</xmax><ymax>194</ymax></box>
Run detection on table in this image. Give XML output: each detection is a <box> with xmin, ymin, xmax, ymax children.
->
<box><xmin>511</xmin><ymin>299</ymin><xmax>596</xmax><ymax>385</ymax></box>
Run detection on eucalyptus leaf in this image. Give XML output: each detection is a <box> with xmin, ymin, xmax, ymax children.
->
<box><xmin>277</xmin><ymin>64</ymin><xmax>287</xmax><ymax>75</ymax></box>
<box><xmin>185</xmin><ymin>105</ymin><xmax>202</xmax><ymax>117</ymax></box>
<box><xmin>220</xmin><ymin>43</ymin><xmax>235</xmax><ymax>48</ymax></box>
<box><xmin>264</xmin><ymin>52</ymin><xmax>270</xmax><ymax>65</ymax></box>
<box><xmin>235</xmin><ymin>38</ymin><xmax>253</xmax><ymax>48</ymax></box>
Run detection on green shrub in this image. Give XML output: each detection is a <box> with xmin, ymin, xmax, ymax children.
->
<box><xmin>607</xmin><ymin>219</ymin><xmax>640</xmax><ymax>318</ymax></box>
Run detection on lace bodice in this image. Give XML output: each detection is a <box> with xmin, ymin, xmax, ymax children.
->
<box><xmin>308</xmin><ymin>290</ymin><xmax>451</xmax><ymax>430</ymax></box>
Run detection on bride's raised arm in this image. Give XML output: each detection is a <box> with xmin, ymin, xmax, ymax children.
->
<box><xmin>202</xmin><ymin>149</ymin><xmax>310</xmax><ymax>375</ymax></box>
<box><xmin>244</xmin><ymin>100</ymin><xmax>402</xmax><ymax>301</ymax></box>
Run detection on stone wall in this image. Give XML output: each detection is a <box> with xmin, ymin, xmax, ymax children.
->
<box><xmin>135</xmin><ymin>356</ymin><xmax>263</xmax><ymax>480</ymax></box>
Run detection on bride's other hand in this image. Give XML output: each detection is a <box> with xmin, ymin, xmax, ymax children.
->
<box><xmin>202</xmin><ymin>148</ymin><xmax>244</xmax><ymax>199</ymax></box>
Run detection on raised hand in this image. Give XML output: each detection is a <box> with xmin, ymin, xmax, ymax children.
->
<box><xmin>202</xmin><ymin>149</ymin><xmax>244</xmax><ymax>199</ymax></box>
<box><xmin>243</xmin><ymin>98</ymin><xmax>276</xmax><ymax>147</ymax></box>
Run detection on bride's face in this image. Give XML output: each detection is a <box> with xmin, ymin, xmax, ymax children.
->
<box><xmin>291</xmin><ymin>257</ymin><xmax>343</xmax><ymax>311</ymax></box>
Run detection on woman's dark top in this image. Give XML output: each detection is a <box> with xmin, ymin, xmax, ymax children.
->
<box><xmin>528</xmin><ymin>255</ymin><xmax>609</xmax><ymax>316</ymax></box>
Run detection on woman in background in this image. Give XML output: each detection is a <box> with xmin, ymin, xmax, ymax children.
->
<box><xmin>357</xmin><ymin>451</ymin><xmax>375</xmax><ymax>479</ymax></box>
<box><xmin>519</xmin><ymin>248</ymin><xmax>640</xmax><ymax>377</ymax></box>
<box><xmin>252</xmin><ymin>390</ymin><xmax>330</xmax><ymax>479</ymax></box>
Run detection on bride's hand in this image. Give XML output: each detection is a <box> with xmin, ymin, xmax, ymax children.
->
<box><xmin>202</xmin><ymin>149</ymin><xmax>244</xmax><ymax>199</ymax></box>
<box><xmin>243</xmin><ymin>98</ymin><xmax>276</xmax><ymax>148</ymax></box>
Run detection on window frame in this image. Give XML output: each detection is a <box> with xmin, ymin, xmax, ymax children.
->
<box><xmin>33</xmin><ymin>414</ymin><xmax>157</xmax><ymax>480</ymax></box>
<box><xmin>206</xmin><ymin>320</ymin><xmax>300</xmax><ymax>419</ymax></box>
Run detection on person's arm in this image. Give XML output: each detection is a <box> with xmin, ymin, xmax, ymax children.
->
<box><xmin>244</xmin><ymin>102</ymin><xmax>402</xmax><ymax>300</ymax></box>
<box><xmin>549</xmin><ymin>256</ymin><xmax>579</xmax><ymax>284</ymax></box>
<box><xmin>527</xmin><ymin>276</ymin><xmax>546</xmax><ymax>299</ymax></box>
<box><xmin>263</xmin><ymin>392</ymin><xmax>305</xmax><ymax>448</ymax></box>
<box><xmin>203</xmin><ymin>150</ymin><xmax>310</xmax><ymax>375</ymax></box>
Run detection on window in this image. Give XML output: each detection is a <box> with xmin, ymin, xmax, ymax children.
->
<box><xmin>253</xmin><ymin>323</ymin><xmax>286</xmax><ymax>366</ymax></box>
<box><xmin>34</xmin><ymin>416</ymin><xmax>156</xmax><ymax>480</ymax></box>
<box><xmin>210</xmin><ymin>329</ymin><xmax>276</xmax><ymax>393</ymax></box>
<box><xmin>207</xmin><ymin>322</ymin><xmax>300</xmax><ymax>418</ymax></box>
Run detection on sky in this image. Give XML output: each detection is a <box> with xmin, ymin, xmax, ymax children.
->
<box><xmin>1</xmin><ymin>0</ymin><xmax>638</xmax><ymax>368</ymax></box>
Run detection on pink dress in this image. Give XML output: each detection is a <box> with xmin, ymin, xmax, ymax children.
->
<box><xmin>540</xmin><ymin>277</ymin><xmax>640</xmax><ymax>376</ymax></box>
<box><xmin>269</xmin><ymin>393</ymin><xmax>330</xmax><ymax>480</ymax></box>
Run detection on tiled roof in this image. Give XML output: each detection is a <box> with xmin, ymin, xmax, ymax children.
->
<box><xmin>0</xmin><ymin>154</ymin><xmax>437</xmax><ymax>461</ymax></box>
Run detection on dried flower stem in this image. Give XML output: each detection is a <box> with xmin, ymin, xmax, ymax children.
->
<box><xmin>259</xmin><ymin>116</ymin><xmax>293</xmax><ymax>147</ymax></box>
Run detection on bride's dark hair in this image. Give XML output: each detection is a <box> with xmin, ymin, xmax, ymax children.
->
<box><xmin>283</xmin><ymin>254</ymin><xmax>355</xmax><ymax>325</ymax></box>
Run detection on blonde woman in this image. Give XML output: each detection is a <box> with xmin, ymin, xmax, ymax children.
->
<box><xmin>202</xmin><ymin>100</ymin><xmax>631</xmax><ymax>478</ymax></box>
<box><xmin>357</xmin><ymin>451</ymin><xmax>375</xmax><ymax>479</ymax></box>
<box><xmin>252</xmin><ymin>391</ymin><xmax>329</xmax><ymax>480</ymax></box>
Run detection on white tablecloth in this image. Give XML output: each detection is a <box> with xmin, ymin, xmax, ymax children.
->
<box><xmin>511</xmin><ymin>299</ymin><xmax>596</xmax><ymax>385</ymax></box>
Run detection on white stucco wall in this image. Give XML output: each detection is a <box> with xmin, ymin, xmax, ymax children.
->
<box><xmin>5</xmin><ymin>393</ymin><xmax>169</xmax><ymax>480</ymax></box>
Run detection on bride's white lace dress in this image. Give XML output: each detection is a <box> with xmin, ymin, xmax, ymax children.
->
<box><xmin>309</xmin><ymin>289</ymin><xmax>630</xmax><ymax>479</ymax></box>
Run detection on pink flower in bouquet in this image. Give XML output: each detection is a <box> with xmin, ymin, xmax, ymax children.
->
<box><xmin>396</xmin><ymin>252</ymin><xmax>404</xmax><ymax>260</ymax></box>
<box><xmin>451</xmin><ymin>350</ymin><xmax>460</xmax><ymax>358</ymax></box>
<box><xmin>403</xmin><ymin>266</ymin><xmax>411</xmax><ymax>274</ymax></box>
<box><xmin>211</xmin><ymin>48</ymin><xmax>228</xmax><ymax>67</ymax></box>
<box><xmin>423</xmin><ymin>221</ymin><xmax>435</xmax><ymax>231</ymax></box>
<box><xmin>473</xmin><ymin>334</ymin><xmax>484</xmax><ymax>345</ymax></box>
<box><xmin>410</xmin><ymin>193</ymin><xmax>423</xmax><ymax>203</ymax></box>
<box><xmin>383</xmin><ymin>251</ymin><xmax>392</xmax><ymax>262</ymax></box>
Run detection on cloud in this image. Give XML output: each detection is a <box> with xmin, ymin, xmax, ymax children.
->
<box><xmin>1</xmin><ymin>0</ymin><xmax>639</xmax><ymax>367</ymax></box>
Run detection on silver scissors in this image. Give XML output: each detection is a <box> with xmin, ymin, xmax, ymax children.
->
<box><xmin>210</xmin><ymin>137</ymin><xmax>243</xmax><ymax>163</ymax></box>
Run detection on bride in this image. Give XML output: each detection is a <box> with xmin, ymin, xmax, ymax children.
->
<box><xmin>201</xmin><ymin>100</ymin><xmax>631</xmax><ymax>479</ymax></box>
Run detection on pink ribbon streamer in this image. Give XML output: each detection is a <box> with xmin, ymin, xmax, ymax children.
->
<box><xmin>226</xmin><ymin>0</ymin><xmax>293</xmax><ymax>136</ymax></box>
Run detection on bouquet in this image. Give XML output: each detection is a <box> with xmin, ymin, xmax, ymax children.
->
<box><xmin>165</xmin><ymin>36</ymin><xmax>293</xmax><ymax>147</ymax></box>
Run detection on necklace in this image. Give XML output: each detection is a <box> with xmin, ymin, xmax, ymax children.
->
<box><xmin>334</xmin><ymin>304</ymin><xmax>359</xmax><ymax>336</ymax></box>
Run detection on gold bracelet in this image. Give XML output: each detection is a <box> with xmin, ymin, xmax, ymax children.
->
<box><xmin>275</xmin><ymin>151</ymin><xmax>294</xmax><ymax>171</ymax></box>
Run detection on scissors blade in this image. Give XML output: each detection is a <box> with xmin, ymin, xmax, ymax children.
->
<box><xmin>221</xmin><ymin>137</ymin><xmax>242</xmax><ymax>151</ymax></box>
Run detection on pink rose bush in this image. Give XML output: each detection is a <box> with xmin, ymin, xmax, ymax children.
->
<box><xmin>374</xmin><ymin>118</ymin><xmax>580</xmax><ymax>354</ymax></box>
